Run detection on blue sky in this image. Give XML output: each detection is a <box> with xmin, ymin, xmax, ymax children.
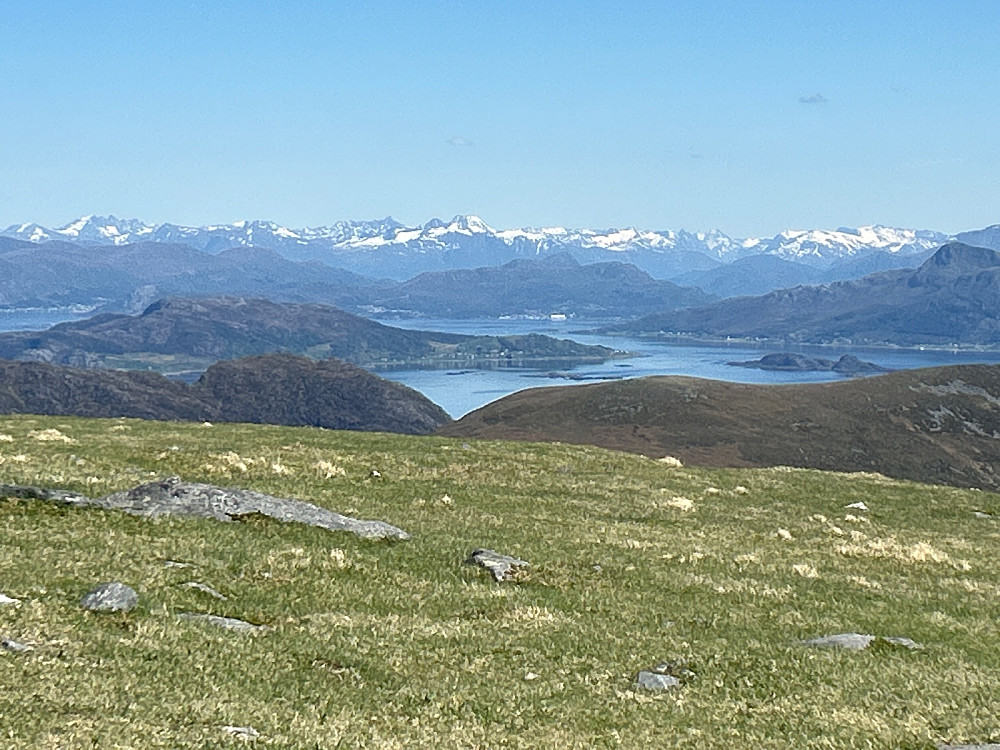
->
<box><xmin>2</xmin><ymin>1</ymin><xmax>998</xmax><ymax>236</ymax></box>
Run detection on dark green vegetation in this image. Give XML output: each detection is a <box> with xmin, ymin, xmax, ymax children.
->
<box><xmin>358</xmin><ymin>253</ymin><xmax>715</xmax><ymax>318</ymax></box>
<box><xmin>0</xmin><ymin>354</ymin><xmax>450</xmax><ymax>434</ymax></box>
<box><xmin>1</xmin><ymin>414</ymin><xmax>998</xmax><ymax>748</ymax></box>
<box><xmin>440</xmin><ymin>364</ymin><xmax>1000</xmax><ymax>491</ymax></box>
<box><xmin>606</xmin><ymin>243</ymin><xmax>1000</xmax><ymax>347</ymax></box>
<box><xmin>0</xmin><ymin>296</ymin><xmax>623</xmax><ymax>374</ymax></box>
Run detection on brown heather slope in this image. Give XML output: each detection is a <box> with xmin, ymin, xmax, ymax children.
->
<box><xmin>438</xmin><ymin>364</ymin><xmax>1000</xmax><ymax>490</ymax></box>
<box><xmin>0</xmin><ymin>354</ymin><xmax>450</xmax><ymax>435</ymax></box>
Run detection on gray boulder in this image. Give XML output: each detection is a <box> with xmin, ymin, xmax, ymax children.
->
<box><xmin>81</xmin><ymin>582</ymin><xmax>138</xmax><ymax>612</ymax></box>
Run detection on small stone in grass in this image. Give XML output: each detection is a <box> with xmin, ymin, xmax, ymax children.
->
<box><xmin>177</xmin><ymin>613</ymin><xmax>268</xmax><ymax>633</ymax></box>
<box><xmin>845</xmin><ymin>501</ymin><xmax>869</xmax><ymax>511</ymax></box>
<box><xmin>222</xmin><ymin>725</ymin><xmax>260</xmax><ymax>738</ymax></box>
<box><xmin>466</xmin><ymin>548</ymin><xmax>529</xmax><ymax>582</ymax></box>
<box><xmin>81</xmin><ymin>582</ymin><xmax>138</xmax><ymax>612</ymax></box>
<box><xmin>2</xmin><ymin>639</ymin><xmax>33</xmax><ymax>652</ymax></box>
<box><xmin>636</xmin><ymin>671</ymin><xmax>680</xmax><ymax>691</ymax></box>
<box><xmin>0</xmin><ymin>593</ymin><xmax>20</xmax><ymax>605</ymax></box>
<box><xmin>802</xmin><ymin>633</ymin><xmax>922</xmax><ymax>651</ymax></box>
<box><xmin>183</xmin><ymin>582</ymin><xmax>227</xmax><ymax>600</ymax></box>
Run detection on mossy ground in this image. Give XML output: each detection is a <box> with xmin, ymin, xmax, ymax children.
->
<box><xmin>1</xmin><ymin>415</ymin><xmax>998</xmax><ymax>748</ymax></box>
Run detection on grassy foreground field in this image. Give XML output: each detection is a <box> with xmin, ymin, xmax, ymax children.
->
<box><xmin>1</xmin><ymin>414</ymin><xmax>998</xmax><ymax>749</ymax></box>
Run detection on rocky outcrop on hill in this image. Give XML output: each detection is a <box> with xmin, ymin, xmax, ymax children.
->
<box><xmin>0</xmin><ymin>354</ymin><xmax>450</xmax><ymax>434</ymax></box>
<box><xmin>439</xmin><ymin>364</ymin><xmax>1000</xmax><ymax>490</ymax></box>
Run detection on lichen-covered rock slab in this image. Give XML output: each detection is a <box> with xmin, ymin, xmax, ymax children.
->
<box><xmin>2</xmin><ymin>477</ymin><xmax>409</xmax><ymax>541</ymax></box>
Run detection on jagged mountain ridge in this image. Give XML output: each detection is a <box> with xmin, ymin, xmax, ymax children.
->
<box><xmin>1</xmin><ymin>214</ymin><xmax>951</xmax><ymax>280</ymax></box>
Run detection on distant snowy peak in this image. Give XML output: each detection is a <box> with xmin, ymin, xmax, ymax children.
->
<box><xmin>5</xmin><ymin>215</ymin><xmax>156</xmax><ymax>245</ymax></box>
<box><xmin>1</xmin><ymin>214</ymin><xmax>951</xmax><ymax>266</ymax></box>
<box><xmin>742</xmin><ymin>225</ymin><xmax>948</xmax><ymax>263</ymax></box>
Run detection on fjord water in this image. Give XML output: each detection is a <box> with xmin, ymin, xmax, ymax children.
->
<box><xmin>3</xmin><ymin>312</ymin><xmax>999</xmax><ymax>419</ymax></box>
<box><xmin>0</xmin><ymin>308</ymin><xmax>95</xmax><ymax>331</ymax></box>
<box><xmin>378</xmin><ymin>318</ymin><xmax>1000</xmax><ymax>417</ymax></box>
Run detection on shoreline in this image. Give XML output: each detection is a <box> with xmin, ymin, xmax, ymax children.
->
<box><xmin>595</xmin><ymin>332</ymin><xmax>1000</xmax><ymax>355</ymax></box>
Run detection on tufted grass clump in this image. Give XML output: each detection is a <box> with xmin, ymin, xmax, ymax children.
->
<box><xmin>1</xmin><ymin>414</ymin><xmax>998</xmax><ymax>748</ymax></box>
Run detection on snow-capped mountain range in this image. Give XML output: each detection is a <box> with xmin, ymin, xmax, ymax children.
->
<box><xmin>0</xmin><ymin>214</ymin><xmax>969</xmax><ymax>280</ymax></box>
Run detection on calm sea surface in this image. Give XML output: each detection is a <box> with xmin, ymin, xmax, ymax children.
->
<box><xmin>377</xmin><ymin>318</ymin><xmax>1000</xmax><ymax>417</ymax></box>
<box><xmin>4</xmin><ymin>311</ymin><xmax>1000</xmax><ymax>418</ymax></box>
<box><xmin>0</xmin><ymin>309</ymin><xmax>95</xmax><ymax>331</ymax></box>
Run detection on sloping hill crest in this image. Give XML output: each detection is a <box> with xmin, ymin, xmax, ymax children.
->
<box><xmin>439</xmin><ymin>364</ymin><xmax>1000</xmax><ymax>490</ymax></box>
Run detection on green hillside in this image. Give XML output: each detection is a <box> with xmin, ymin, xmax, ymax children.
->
<box><xmin>1</xmin><ymin>414</ymin><xmax>997</xmax><ymax>748</ymax></box>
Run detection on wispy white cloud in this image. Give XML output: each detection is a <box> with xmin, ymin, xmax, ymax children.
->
<box><xmin>798</xmin><ymin>93</ymin><xmax>828</xmax><ymax>105</ymax></box>
<box><xmin>447</xmin><ymin>136</ymin><xmax>475</xmax><ymax>147</ymax></box>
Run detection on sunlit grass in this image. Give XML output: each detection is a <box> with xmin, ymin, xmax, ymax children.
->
<box><xmin>1</xmin><ymin>414</ymin><xmax>998</xmax><ymax>748</ymax></box>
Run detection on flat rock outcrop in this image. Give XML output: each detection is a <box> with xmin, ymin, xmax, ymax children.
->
<box><xmin>0</xmin><ymin>476</ymin><xmax>410</xmax><ymax>541</ymax></box>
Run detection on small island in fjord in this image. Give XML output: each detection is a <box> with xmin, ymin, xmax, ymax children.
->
<box><xmin>727</xmin><ymin>352</ymin><xmax>889</xmax><ymax>376</ymax></box>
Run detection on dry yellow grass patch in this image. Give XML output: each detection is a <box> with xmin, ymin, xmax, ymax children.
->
<box><xmin>27</xmin><ymin>428</ymin><xmax>76</xmax><ymax>443</ymax></box>
<box><xmin>792</xmin><ymin>563</ymin><xmax>820</xmax><ymax>578</ymax></box>
<box><xmin>836</xmin><ymin>537</ymin><xmax>970</xmax><ymax>569</ymax></box>
<box><xmin>664</xmin><ymin>494</ymin><xmax>695</xmax><ymax>512</ymax></box>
